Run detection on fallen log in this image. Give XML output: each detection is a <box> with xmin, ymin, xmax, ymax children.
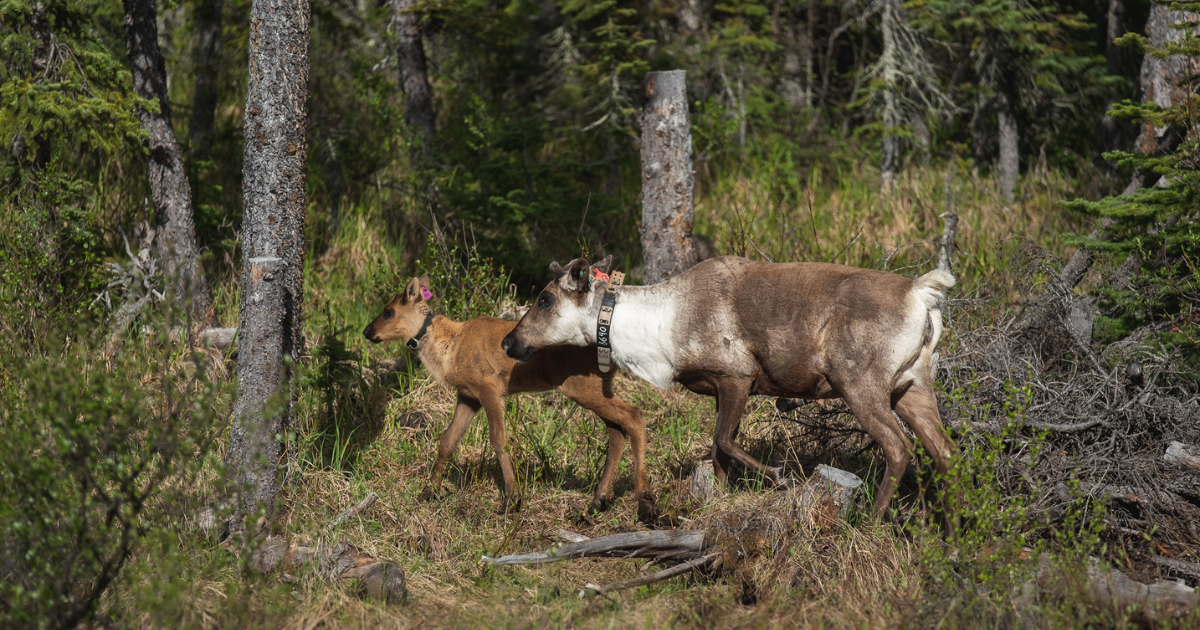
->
<box><xmin>1084</xmin><ymin>559</ymin><xmax>1197</xmax><ymax>623</ymax></box>
<box><xmin>251</xmin><ymin>536</ymin><xmax>406</xmax><ymax>604</ymax></box>
<box><xmin>199</xmin><ymin>327</ymin><xmax>237</xmax><ymax>350</ymax></box>
<box><xmin>1153</xmin><ymin>555</ymin><xmax>1200</xmax><ymax>583</ymax></box>
<box><xmin>485</xmin><ymin>466</ymin><xmax>863</xmax><ymax>597</ymax></box>
<box><xmin>1165</xmin><ymin>441</ymin><xmax>1200</xmax><ymax>473</ymax></box>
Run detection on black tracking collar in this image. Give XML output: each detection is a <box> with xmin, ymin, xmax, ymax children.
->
<box><xmin>406</xmin><ymin>310</ymin><xmax>434</xmax><ymax>349</ymax></box>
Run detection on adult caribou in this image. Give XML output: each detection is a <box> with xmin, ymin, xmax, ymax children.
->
<box><xmin>502</xmin><ymin>255</ymin><xmax>958</xmax><ymax>517</ymax></box>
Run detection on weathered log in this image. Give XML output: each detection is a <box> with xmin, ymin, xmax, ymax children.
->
<box><xmin>1165</xmin><ymin>441</ymin><xmax>1200</xmax><ymax>473</ymax></box>
<box><xmin>486</xmin><ymin>465</ymin><xmax>863</xmax><ymax>599</ymax></box>
<box><xmin>557</xmin><ymin>529</ymin><xmax>590</xmax><ymax>543</ymax></box>
<box><xmin>327</xmin><ymin>492</ymin><xmax>378</xmax><ymax>530</ymax></box>
<box><xmin>199</xmin><ymin>327</ymin><xmax>237</xmax><ymax>350</ymax></box>
<box><xmin>1153</xmin><ymin>555</ymin><xmax>1200</xmax><ymax>583</ymax></box>
<box><xmin>482</xmin><ymin>530</ymin><xmax>706</xmax><ymax>567</ymax></box>
<box><xmin>1084</xmin><ymin>559</ymin><xmax>1197</xmax><ymax>622</ymax></box>
<box><xmin>251</xmin><ymin>537</ymin><xmax>406</xmax><ymax>603</ymax></box>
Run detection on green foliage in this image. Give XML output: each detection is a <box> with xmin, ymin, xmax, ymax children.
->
<box><xmin>1064</xmin><ymin>7</ymin><xmax>1200</xmax><ymax>366</ymax></box>
<box><xmin>0</xmin><ymin>327</ymin><xmax>227</xmax><ymax>629</ymax></box>
<box><xmin>414</xmin><ymin>229</ymin><xmax>512</xmax><ymax>321</ymax></box>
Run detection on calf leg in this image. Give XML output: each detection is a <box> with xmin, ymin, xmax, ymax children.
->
<box><xmin>479</xmin><ymin>388</ymin><xmax>520</xmax><ymax>513</ymax></box>
<box><xmin>562</xmin><ymin>375</ymin><xmax>655</xmax><ymax>521</ymax></box>
<box><xmin>421</xmin><ymin>393</ymin><xmax>482</xmax><ymax>501</ymax></box>
<box><xmin>712</xmin><ymin>379</ymin><xmax>780</xmax><ymax>486</ymax></box>
<box><xmin>843</xmin><ymin>390</ymin><xmax>914</xmax><ymax>518</ymax></box>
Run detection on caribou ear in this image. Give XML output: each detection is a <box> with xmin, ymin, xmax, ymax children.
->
<box><xmin>417</xmin><ymin>274</ymin><xmax>435</xmax><ymax>302</ymax></box>
<box><xmin>550</xmin><ymin>261</ymin><xmax>566</xmax><ymax>280</ymax></box>
<box><xmin>591</xmin><ymin>255</ymin><xmax>614</xmax><ymax>276</ymax></box>
<box><xmin>403</xmin><ymin>277</ymin><xmax>421</xmax><ymax>304</ymax></box>
<box><xmin>563</xmin><ymin>257</ymin><xmax>591</xmax><ymax>293</ymax></box>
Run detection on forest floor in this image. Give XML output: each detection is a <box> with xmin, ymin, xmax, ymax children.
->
<box><xmin>102</xmin><ymin>165</ymin><xmax>1200</xmax><ymax>629</ymax></box>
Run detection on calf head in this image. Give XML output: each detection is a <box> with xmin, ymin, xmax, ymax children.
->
<box><xmin>502</xmin><ymin>255</ymin><xmax>613</xmax><ymax>361</ymax></box>
<box><xmin>363</xmin><ymin>275</ymin><xmax>436</xmax><ymax>345</ymax></box>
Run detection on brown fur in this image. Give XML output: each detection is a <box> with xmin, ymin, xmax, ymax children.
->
<box><xmin>364</xmin><ymin>275</ymin><xmax>654</xmax><ymax>518</ymax></box>
<box><xmin>504</xmin><ymin>255</ymin><xmax>958</xmax><ymax>518</ymax></box>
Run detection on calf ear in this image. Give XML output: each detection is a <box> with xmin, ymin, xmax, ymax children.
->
<box><xmin>562</xmin><ymin>257</ymin><xmax>591</xmax><ymax>293</ymax></box>
<box><xmin>591</xmin><ymin>255</ymin><xmax>614</xmax><ymax>276</ymax></box>
<box><xmin>550</xmin><ymin>261</ymin><xmax>566</xmax><ymax>279</ymax></box>
<box><xmin>404</xmin><ymin>277</ymin><xmax>421</xmax><ymax>303</ymax></box>
<box><xmin>417</xmin><ymin>274</ymin><xmax>435</xmax><ymax>302</ymax></box>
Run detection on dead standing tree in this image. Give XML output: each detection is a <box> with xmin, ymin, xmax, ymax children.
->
<box><xmin>391</xmin><ymin>0</ymin><xmax>436</xmax><ymax>163</ymax></box>
<box><xmin>640</xmin><ymin>70</ymin><xmax>696</xmax><ymax>284</ymax></box>
<box><xmin>225</xmin><ymin>0</ymin><xmax>312</xmax><ymax>529</ymax></box>
<box><xmin>122</xmin><ymin>0</ymin><xmax>213</xmax><ymax>322</ymax></box>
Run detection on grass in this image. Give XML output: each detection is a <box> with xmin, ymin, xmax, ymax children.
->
<box><xmin>93</xmin><ymin>163</ymin><xmax>1200</xmax><ymax>628</ymax></box>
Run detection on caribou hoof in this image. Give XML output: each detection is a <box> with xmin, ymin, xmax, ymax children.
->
<box><xmin>637</xmin><ymin>495</ymin><xmax>660</xmax><ymax>524</ymax></box>
<box><xmin>417</xmin><ymin>485</ymin><xmax>438</xmax><ymax>502</ymax></box>
<box><xmin>588</xmin><ymin>496</ymin><xmax>612</xmax><ymax>514</ymax></box>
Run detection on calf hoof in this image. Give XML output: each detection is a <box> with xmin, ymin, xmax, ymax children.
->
<box><xmin>588</xmin><ymin>496</ymin><xmax>612</xmax><ymax>514</ymax></box>
<box><xmin>417</xmin><ymin>485</ymin><xmax>438</xmax><ymax>502</ymax></box>
<box><xmin>497</xmin><ymin>494</ymin><xmax>523</xmax><ymax>515</ymax></box>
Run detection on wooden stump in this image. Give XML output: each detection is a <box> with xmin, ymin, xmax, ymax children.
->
<box><xmin>686</xmin><ymin>460</ymin><xmax>721</xmax><ymax>503</ymax></box>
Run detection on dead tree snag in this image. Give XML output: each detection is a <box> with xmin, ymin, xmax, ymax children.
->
<box><xmin>640</xmin><ymin>70</ymin><xmax>696</xmax><ymax>284</ymax></box>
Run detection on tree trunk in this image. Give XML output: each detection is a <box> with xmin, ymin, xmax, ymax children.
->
<box><xmin>1134</xmin><ymin>4</ymin><xmax>1200</xmax><ymax>156</ymax></box>
<box><xmin>190</xmin><ymin>0</ymin><xmax>224</xmax><ymax>163</ymax></box>
<box><xmin>640</xmin><ymin>70</ymin><xmax>696</xmax><ymax>285</ymax></box>
<box><xmin>123</xmin><ymin>0</ymin><xmax>213</xmax><ymax>322</ymax></box>
<box><xmin>879</xmin><ymin>0</ymin><xmax>900</xmax><ymax>192</ymax></box>
<box><xmin>226</xmin><ymin>0</ymin><xmax>311</xmax><ymax>528</ymax></box>
<box><xmin>805</xmin><ymin>0</ymin><xmax>814</xmax><ymax>109</ymax></box>
<box><xmin>1019</xmin><ymin>2</ymin><xmax>1199</xmax><ymax>349</ymax></box>
<box><xmin>997</xmin><ymin>97</ymin><xmax>1018</xmax><ymax>205</ymax></box>
<box><xmin>392</xmin><ymin>0</ymin><xmax>435</xmax><ymax>161</ymax></box>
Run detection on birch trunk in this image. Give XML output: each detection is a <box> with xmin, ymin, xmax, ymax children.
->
<box><xmin>392</xmin><ymin>0</ymin><xmax>435</xmax><ymax>160</ymax></box>
<box><xmin>640</xmin><ymin>70</ymin><xmax>696</xmax><ymax>285</ymax></box>
<box><xmin>123</xmin><ymin>0</ymin><xmax>213</xmax><ymax>321</ymax></box>
<box><xmin>190</xmin><ymin>0</ymin><xmax>224</xmax><ymax>163</ymax></box>
<box><xmin>226</xmin><ymin>0</ymin><xmax>311</xmax><ymax>528</ymax></box>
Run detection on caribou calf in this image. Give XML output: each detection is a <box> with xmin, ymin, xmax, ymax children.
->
<box><xmin>364</xmin><ymin>275</ymin><xmax>654</xmax><ymax>518</ymax></box>
<box><xmin>502</xmin><ymin>255</ymin><xmax>958</xmax><ymax>517</ymax></box>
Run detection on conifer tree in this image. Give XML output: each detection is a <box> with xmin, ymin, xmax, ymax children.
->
<box><xmin>1063</xmin><ymin>3</ymin><xmax>1200</xmax><ymax>365</ymax></box>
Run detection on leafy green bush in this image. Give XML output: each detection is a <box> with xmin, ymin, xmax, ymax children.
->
<box><xmin>0</xmin><ymin>329</ymin><xmax>228</xmax><ymax>629</ymax></box>
<box><xmin>415</xmin><ymin>229</ymin><xmax>513</xmax><ymax>321</ymax></box>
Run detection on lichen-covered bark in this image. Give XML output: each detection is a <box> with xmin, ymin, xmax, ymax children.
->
<box><xmin>391</xmin><ymin>0</ymin><xmax>435</xmax><ymax>159</ymax></box>
<box><xmin>123</xmin><ymin>0</ymin><xmax>213</xmax><ymax>321</ymax></box>
<box><xmin>226</xmin><ymin>0</ymin><xmax>311</xmax><ymax>526</ymax></box>
<box><xmin>190</xmin><ymin>0</ymin><xmax>224</xmax><ymax>163</ymax></box>
<box><xmin>640</xmin><ymin>70</ymin><xmax>695</xmax><ymax>285</ymax></box>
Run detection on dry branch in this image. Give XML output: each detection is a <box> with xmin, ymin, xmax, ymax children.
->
<box><xmin>327</xmin><ymin>492</ymin><xmax>378</xmax><ymax>530</ymax></box>
<box><xmin>1083</xmin><ymin>560</ymin><xmax>1197</xmax><ymax>622</ymax></box>
<box><xmin>485</xmin><ymin>467</ymin><xmax>863</xmax><ymax>596</ymax></box>
<box><xmin>251</xmin><ymin>536</ymin><xmax>406</xmax><ymax>603</ymax></box>
<box><xmin>199</xmin><ymin>327</ymin><xmax>237</xmax><ymax>350</ymax></box>
<box><xmin>1153</xmin><ymin>555</ymin><xmax>1200</xmax><ymax>583</ymax></box>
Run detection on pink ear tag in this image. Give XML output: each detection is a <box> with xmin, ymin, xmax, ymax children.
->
<box><xmin>421</xmin><ymin>286</ymin><xmax>432</xmax><ymax>300</ymax></box>
<box><xmin>592</xmin><ymin>269</ymin><xmax>610</xmax><ymax>283</ymax></box>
